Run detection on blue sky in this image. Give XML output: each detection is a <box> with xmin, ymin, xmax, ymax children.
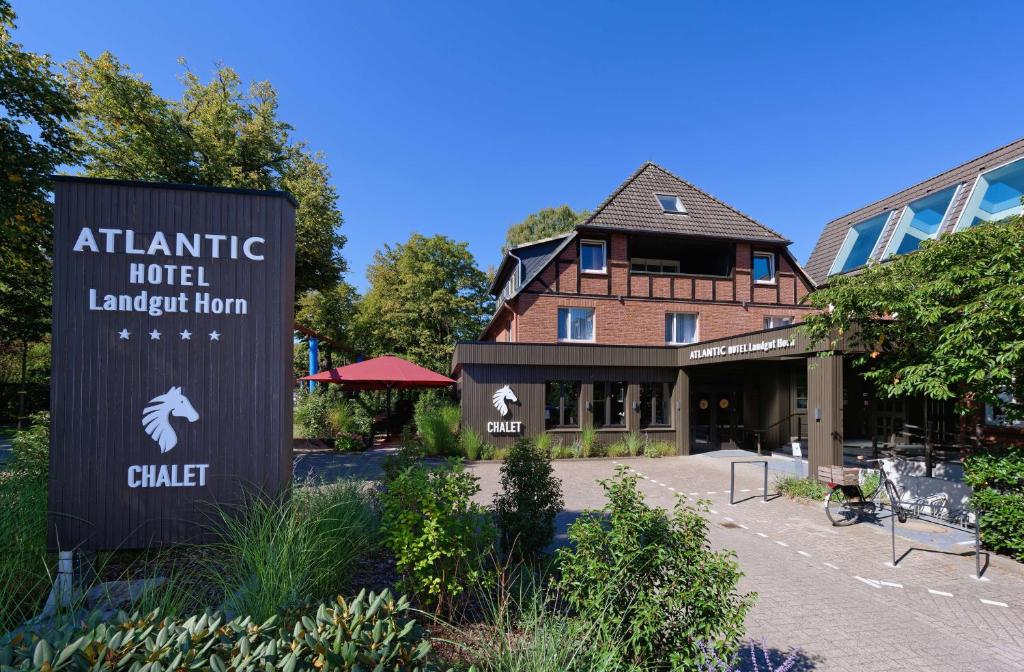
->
<box><xmin>16</xmin><ymin>1</ymin><xmax>1024</xmax><ymax>289</ymax></box>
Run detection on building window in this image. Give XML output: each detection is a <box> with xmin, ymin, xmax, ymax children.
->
<box><xmin>752</xmin><ymin>251</ymin><xmax>776</xmax><ymax>284</ymax></box>
<box><xmin>580</xmin><ymin>240</ymin><xmax>607</xmax><ymax>273</ymax></box>
<box><xmin>985</xmin><ymin>390</ymin><xmax>1024</xmax><ymax>428</ymax></box>
<box><xmin>957</xmin><ymin>156</ymin><xmax>1024</xmax><ymax>230</ymax></box>
<box><xmin>883</xmin><ymin>185</ymin><xmax>958</xmax><ymax>258</ymax></box>
<box><xmin>665</xmin><ymin>313</ymin><xmax>698</xmax><ymax>345</ymax></box>
<box><xmin>794</xmin><ymin>373</ymin><xmax>808</xmax><ymax>411</ymax></box>
<box><xmin>593</xmin><ymin>381</ymin><xmax>627</xmax><ymax>428</ymax></box>
<box><xmin>630</xmin><ymin>257</ymin><xmax>681</xmax><ymax>274</ymax></box>
<box><xmin>557</xmin><ymin>307</ymin><xmax>595</xmax><ymax>342</ymax></box>
<box><xmin>545</xmin><ymin>381</ymin><xmax>580</xmax><ymax>429</ymax></box>
<box><xmin>764</xmin><ymin>315</ymin><xmax>794</xmax><ymax>329</ymax></box>
<box><xmin>656</xmin><ymin>193</ymin><xmax>687</xmax><ymax>214</ymax></box>
<box><xmin>829</xmin><ymin>211</ymin><xmax>890</xmax><ymax>275</ymax></box>
<box><xmin>640</xmin><ymin>382</ymin><xmax>671</xmax><ymax>428</ymax></box>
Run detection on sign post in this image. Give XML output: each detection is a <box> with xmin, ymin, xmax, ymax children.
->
<box><xmin>48</xmin><ymin>178</ymin><xmax>295</xmax><ymax>550</ymax></box>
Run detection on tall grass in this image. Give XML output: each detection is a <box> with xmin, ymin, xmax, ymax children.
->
<box><xmin>205</xmin><ymin>478</ymin><xmax>378</xmax><ymax>620</ymax></box>
<box><xmin>417</xmin><ymin>403</ymin><xmax>461</xmax><ymax>456</ymax></box>
<box><xmin>0</xmin><ymin>414</ymin><xmax>52</xmax><ymax>633</ymax></box>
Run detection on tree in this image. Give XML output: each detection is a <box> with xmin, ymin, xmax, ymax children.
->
<box><xmin>357</xmin><ymin>234</ymin><xmax>493</xmax><ymax>373</ymax></box>
<box><xmin>0</xmin><ymin>1</ymin><xmax>78</xmax><ymax>421</ymax></box>
<box><xmin>503</xmin><ymin>204</ymin><xmax>589</xmax><ymax>251</ymax></box>
<box><xmin>295</xmin><ymin>281</ymin><xmax>361</xmax><ymax>366</ymax></box>
<box><xmin>63</xmin><ymin>52</ymin><xmax>346</xmax><ymax>297</ymax></box>
<box><xmin>801</xmin><ymin>217</ymin><xmax>1024</xmax><ymax>437</ymax></box>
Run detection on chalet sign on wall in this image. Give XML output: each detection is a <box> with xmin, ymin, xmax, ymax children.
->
<box><xmin>49</xmin><ymin>177</ymin><xmax>295</xmax><ymax>550</ymax></box>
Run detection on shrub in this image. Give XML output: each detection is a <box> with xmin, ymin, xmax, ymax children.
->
<box><xmin>0</xmin><ymin>590</ymin><xmax>434</xmax><ymax>671</ymax></box>
<box><xmin>0</xmin><ymin>413</ymin><xmax>50</xmax><ymax>633</ymax></box>
<box><xmin>416</xmin><ymin>403</ymin><xmax>461</xmax><ymax>456</ymax></box>
<box><xmin>381</xmin><ymin>460</ymin><xmax>495</xmax><ymax>612</ymax></box>
<box><xmin>206</xmin><ymin>479</ymin><xmax>379</xmax><ymax>620</ymax></box>
<box><xmin>328</xmin><ymin>398</ymin><xmax>375</xmax><ymax>451</ymax></box>
<box><xmin>775</xmin><ymin>475</ymin><xmax>828</xmax><ymax>501</ymax></box>
<box><xmin>579</xmin><ymin>426</ymin><xmax>598</xmax><ymax>458</ymax></box>
<box><xmin>965</xmin><ymin>446</ymin><xmax>1024</xmax><ymax>560</ymax></box>
<box><xmin>383</xmin><ymin>441</ymin><xmax>424</xmax><ymax>483</ymax></box>
<box><xmin>493</xmin><ymin>439</ymin><xmax>564</xmax><ymax>560</ymax></box>
<box><xmin>534</xmin><ymin>432</ymin><xmax>552</xmax><ymax>455</ymax></box>
<box><xmin>557</xmin><ymin>468</ymin><xmax>754</xmax><ymax>668</ymax></box>
<box><xmin>294</xmin><ymin>389</ymin><xmax>334</xmax><ymax>439</ymax></box>
<box><xmin>645</xmin><ymin>439</ymin><xmax>674</xmax><ymax>458</ymax></box>
<box><xmin>605</xmin><ymin>441</ymin><xmax>629</xmax><ymax>458</ymax></box>
<box><xmin>460</xmin><ymin>428</ymin><xmax>487</xmax><ymax>460</ymax></box>
<box><xmin>623</xmin><ymin>431</ymin><xmax>645</xmax><ymax>457</ymax></box>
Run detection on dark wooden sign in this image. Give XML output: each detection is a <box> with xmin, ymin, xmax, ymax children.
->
<box><xmin>49</xmin><ymin>177</ymin><xmax>295</xmax><ymax>550</ymax></box>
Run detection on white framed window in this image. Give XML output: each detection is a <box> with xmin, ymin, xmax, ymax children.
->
<box><xmin>764</xmin><ymin>315</ymin><xmax>794</xmax><ymax>329</ymax></box>
<box><xmin>956</xmin><ymin>156</ymin><xmax>1024</xmax><ymax>231</ymax></box>
<box><xmin>752</xmin><ymin>251</ymin><xmax>776</xmax><ymax>284</ymax></box>
<box><xmin>630</xmin><ymin>257</ymin><xmax>681</xmax><ymax>274</ymax></box>
<box><xmin>557</xmin><ymin>307</ymin><xmax>595</xmax><ymax>342</ymax></box>
<box><xmin>986</xmin><ymin>389</ymin><xmax>1024</xmax><ymax>428</ymax></box>
<box><xmin>656</xmin><ymin>193</ymin><xmax>687</xmax><ymax>214</ymax></box>
<box><xmin>579</xmin><ymin>240</ymin><xmax>607</xmax><ymax>273</ymax></box>
<box><xmin>665</xmin><ymin>312</ymin><xmax>698</xmax><ymax>345</ymax></box>
<box><xmin>829</xmin><ymin>211</ymin><xmax>891</xmax><ymax>275</ymax></box>
<box><xmin>882</xmin><ymin>185</ymin><xmax>959</xmax><ymax>258</ymax></box>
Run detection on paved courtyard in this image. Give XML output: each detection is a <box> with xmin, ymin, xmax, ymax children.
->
<box><xmin>301</xmin><ymin>449</ymin><xmax>1024</xmax><ymax>671</ymax></box>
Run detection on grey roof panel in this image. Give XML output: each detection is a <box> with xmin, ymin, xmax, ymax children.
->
<box><xmin>806</xmin><ymin>137</ymin><xmax>1024</xmax><ymax>284</ymax></box>
<box><xmin>578</xmin><ymin>162</ymin><xmax>790</xmax><ymax>243</ymax></box>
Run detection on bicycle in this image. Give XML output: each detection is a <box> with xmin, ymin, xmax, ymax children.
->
<box><xmin>823</xmin><ymin>456</ymin><xmax>909</xmax><ymax>527</ymax></box>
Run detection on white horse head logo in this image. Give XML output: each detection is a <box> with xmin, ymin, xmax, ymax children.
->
<box><xmin>491</xmin><ymin>385</ymin><xmax>517</xmax><ymax>418</ymax></box>
<box><xmin>142</xmin><ymin>386</ymin><xmax>199</xmax><ymax>453</ymax></box>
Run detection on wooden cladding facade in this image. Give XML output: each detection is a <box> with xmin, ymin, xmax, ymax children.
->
<box><xmin>49</xmin><ymin>178</ymin><xmax>295</xmax><ymax>550</ymax></box>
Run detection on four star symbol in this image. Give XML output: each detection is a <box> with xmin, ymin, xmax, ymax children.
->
<box><xmin>118</xmin><ymin>328</ymin><xmax>222</xmax><ymax>342</ymax></box>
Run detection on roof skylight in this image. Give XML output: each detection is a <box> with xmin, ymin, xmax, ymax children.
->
<box><xmin>656</xmin><ymin>193</ymin><xmax>687</xmax><ymax>214</ymax></box>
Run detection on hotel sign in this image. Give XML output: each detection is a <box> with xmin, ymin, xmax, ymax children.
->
<box><xmin>48</xmin><ymin>178</ymin><xmax>295</xmax><ymax>550</ymax></box>
<box><xmin>688</xmin><ymin>336</ymin><xmax>797</xmax><ymax>361</ymax></box>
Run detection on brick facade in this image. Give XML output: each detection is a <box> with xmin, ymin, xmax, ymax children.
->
<box><xmin>483</xmin><ymin>232</ymin><xmax>816</xmax><ymax>345</ymax></box>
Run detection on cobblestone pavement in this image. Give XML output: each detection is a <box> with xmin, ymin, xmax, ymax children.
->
<box><xmin>466</xmin><ymin>454</ymin><xmax>1024</xmax><ymax>672</ymax></box>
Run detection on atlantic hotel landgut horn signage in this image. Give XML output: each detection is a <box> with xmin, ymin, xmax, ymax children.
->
<box><xmin>49</xmin><ymin>178</ymin><xmax>296</xmax><ymax>550</ymax></box>
<box><xmin>687</xmin><ymin>336</ymin><xmax>797</xmax><ymax>361</ymax></box>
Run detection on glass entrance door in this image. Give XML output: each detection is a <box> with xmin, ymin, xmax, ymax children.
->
<box><xmin>692</xmin><ymin>388</ymin><xmax>744</xmax><ymax>451</ymax></box>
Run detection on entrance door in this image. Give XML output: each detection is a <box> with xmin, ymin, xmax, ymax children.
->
<box><xmin>691</xmin><ymin>388</ymin><xmax>745</xmax><ymax>451</ymax></box>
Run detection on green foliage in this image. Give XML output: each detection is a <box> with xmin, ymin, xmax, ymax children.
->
<box><xmin>965</xmin><ymin>446</ymin><xmax>1024</xmax><ymax>560</ymax></box>
<box><xmin>801</xmin><ymin>217</ymin><xmax>1024</xmax><ymax>423</ymax></box>
<box><xmin>295</xmin><ymin>282</ymin><xmax>361</xmax><ymax>354</ymax></box>
<box><xmin>0</xmin><ymin>413</ymin><xmax>50</xmax><ymax>633</ymax></box>
<box><xmin>328</xmin><ymin>398</ymin><xmax>373</xmax><ymax>451</ymax></box>
<box><xmin>206</xmin><ymin>480</ymin><xmax>378</xmax><ymax>621</ymax></box>
<box><xmin>644</xmin><ymin>439</ymin><xmax>674</xmax><ymax>458</ymax></box>
<box><xmin>294</xmin><ymin>389</ymin><xmax>335</xmax><ymax>439</ymax></box>
<box><xmin>775</xmin><ymin>475</ymin><xmax>828</xmax><ymax>501</ymax></box>
<box><xmin>415</xmin><ymin>402</ymin><xmax>461</xmax><ymax>457</ymax></box>
<box><xmin>605</xmin><ymin>441</ymin><xmax>629</xmax><ymax>458</ymax></box>
<box><xmin>493</xmin><ymin>439</ymin><xmax>564</xmax><ymax>560</ymax></box>
<box><xmin>556</xmin><ymin>469</ymin><xmax>754</xmax><ymax>668</ymax></box>
<box><xmin>380</xmin><ymin>460</ymin><xmax>495</xmax><ymax>612</ymax></box>
<box><xmin>63</xmin><ymin>52</ymin><xmax>346</xmax><ymax>298</ymax></box>
<box><xmin>610</xmin><ymin>432</ymin><xmax>645</xmax><ymax>457</ymax></box>
<box><xmin>503</xmin><ymin>205</ymin><xmax>591</xmax><ymax>252</ymax></box>
<box><xmin>382</xmin><ymin>440</ymin><xmax>424</xmax><ymax>484</ymax></box>
<box><xmin>356</xmin><ymin>233</ymin><xmax>493</xmax><ymax>372</ymax></box>
<box><xmin>1</xmin><ymin>2</ymin><xmax>78</xmax><ymax>346</ymax></box>
<box><xmin>0</xmin><ymin>590</ymin><xmax>435</xmax><ymax>671</ymax></box>
<box><xmin>578</xmin><ymin>426</ymin><xmax>598</xmax><ymax>458</ymax></box>
<box><xmin>459</xmin><ymin>428</ymin><xmax>489</xmax><ymax>461</ymax></box>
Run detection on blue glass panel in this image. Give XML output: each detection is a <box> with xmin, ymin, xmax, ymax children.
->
<box><xmin>557</xmin><ymin>308</ymin><xmax>567</xmax><ymax>340</ymax></box>
<box><xmin>979</xmin><ymin>160</ymin><xmax>1024</xmax><ymax>215</ymax></box>
<box><xmin>895</xmin><ymin>234</ymin><xmax>922</xmax><ymax>256</ymax></box>
<box><xmin>838</xmin><ymin>212</ymin><xmax>888</xmax><ymax>273</ymax></box>
<box><xmin>752</xmin><ymin>254</ymin><xmax>773</xmax><ymax>281</ymax></box>
<box><xmin>581</xmin><ymin>242</ymin><xmax>605</xmax><ymax>271</ymax></box>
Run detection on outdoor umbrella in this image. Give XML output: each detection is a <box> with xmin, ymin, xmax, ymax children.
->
<box><xmin>299</xmin><ymin>355</ymin><xmax>455</xmax><ymax>437</ymax></box>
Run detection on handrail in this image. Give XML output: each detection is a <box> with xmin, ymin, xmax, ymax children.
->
<box><xmin>751</xmin><ymin>411</ymin><xmax>805</xmax><ymax>435</ymax></box>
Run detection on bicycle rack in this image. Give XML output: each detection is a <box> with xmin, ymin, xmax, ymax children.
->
<box><xmin>889</xmin><ymin>504</ymin><xmax>985</xmax><ymax>579</ymax></box>
<box><xmin>730</xmin><ymin>460</ymin><xmax>768</xmax><ymax>505</ymax></box>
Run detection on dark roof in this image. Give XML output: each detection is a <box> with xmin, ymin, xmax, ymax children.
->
<box><xmin>487</xmin><ymin>233</ymin><xmax>573</xmax><ymax>296</ymax></box>
<box><xmin>805</xmin><ymin>136</ymin><xmax>1024</xmax><ymax>284</ymax></box>
<box><xmin>51</xmin><ymin>174</ymin><xmax>298</xmax><ymax>207</ymax></box>
<box><xmin>577</xmin><ymin>162</ymin><xmax>790</xmax><ymax>243</ymax></box>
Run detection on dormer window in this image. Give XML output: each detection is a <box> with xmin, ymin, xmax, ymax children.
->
<box><xmin>752</xmin><ymin>251</ymin><xmax>776</xmax><ymax>284</ymax></box>
<box><xmin>656</xmin><ymin>193</ymin><xmax>687</xmax><ymax>214</ymax></box>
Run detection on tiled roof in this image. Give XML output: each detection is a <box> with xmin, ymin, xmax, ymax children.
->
<box><xmin>805</xmin><ymin>136</ymin><xmax>1024</xmax><ymax>284</ymax></box>
<box><xmin>578</xmin><ymin>162</ymin><xmax>790</xmax><ymax>243</ymax></box>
